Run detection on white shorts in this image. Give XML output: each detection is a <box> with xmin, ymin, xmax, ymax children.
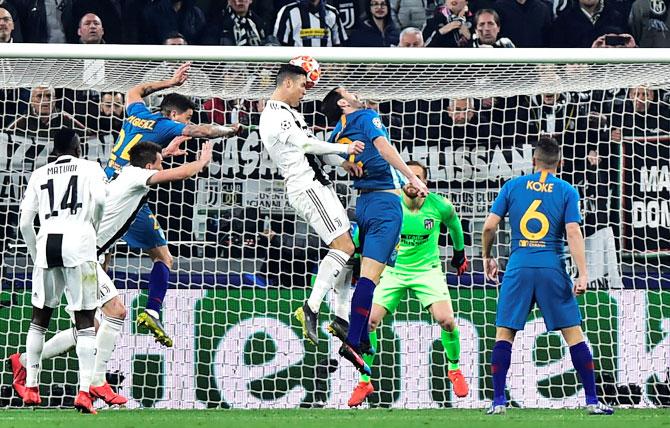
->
<box><xmin>66</xmin><ymin>263</ymin><xmax>120</xmax><ymax>323</ymax></box>
<box><xmin>32</xmin><ymin>261</ymin><xmax>99</xmax><ymax>312</ymax></box>
<box><xmin>289</xmin><ymin>184</ymin><xmax>350</xmax><ymax>245</ymax></box>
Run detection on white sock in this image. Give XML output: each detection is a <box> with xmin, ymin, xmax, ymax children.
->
<box><xmin>20</xmin><ymin>328</ymin><xmax>78</xmax><ymax>367</ymax></box>
<box><xmin>145</xmin><ymin>309</ymin><xmax>159</xmax><ymax>319</ymax></box>
<box><xmin>333</xmin><ymin>264</ymin><xmax>353</xmax><ymax>320</ymax></box>
<box><xmin>307</xmin><ymin>249</ymin><xmax>350</xmax><ymax>313</ymax></box>
<box><xmin>25</xmin><ymin>323</ymin><xmax>46</xmax><ymax>388</ymax></box>
<box><xmin>75</xmin><ymin>327</ymin><xmax>96</xmax><ymax>392</ymax></box>
<box><xmin>92</xmin><ymin>315</ymin><xmax>124</xmax><ymax>387</ymax></box>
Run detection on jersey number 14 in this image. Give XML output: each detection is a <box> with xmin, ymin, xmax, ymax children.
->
<box><xmin>40</xmin><ymin>176</ymin><xmax>83</xmax><ymax>219</ymax></box>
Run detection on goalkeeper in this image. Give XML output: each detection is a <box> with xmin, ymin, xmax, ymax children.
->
<box><xmin>348</xmin><ymin>160</ymin><xmax>470</xmax><ymax>407</ymax></box>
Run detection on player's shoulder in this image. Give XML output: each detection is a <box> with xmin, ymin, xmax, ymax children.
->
<box><xmin>426</xmin><ymin>192</ymin><xmax>450</xmax><ymax>207</ymax></box>
<box><xmin>126</xmin><ymin>101</ymin><xmax>150</xmax><ymax>116</ymax></box>
<box><xmin>356</xmin><ymin>108</ymin><xmax>383</xmax><ymax>128</ymax></box>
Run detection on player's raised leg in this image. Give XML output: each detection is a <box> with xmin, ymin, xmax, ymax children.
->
<box><xmin>135</xmin><ymin>241</ymin><xmax>174</xmax><ymax>347</ymax></box>
<box><xmin>348</xmin><ymin>303</ymin><xmax>385</xmax><ymax>407</ymax></box>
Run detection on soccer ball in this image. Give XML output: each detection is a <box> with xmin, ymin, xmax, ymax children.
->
<box><xmin>289</xmin><ymin>56</ymin><xmax>321</xmax><ymax>89</ymax></box>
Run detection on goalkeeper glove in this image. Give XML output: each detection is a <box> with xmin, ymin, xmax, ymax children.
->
<box><xmin>450</xmin><ymin>250</ymin><xmax>469</xmax><ymax>276</ymax></box>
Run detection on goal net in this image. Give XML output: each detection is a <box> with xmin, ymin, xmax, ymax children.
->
<box><xmin>0</xmin><ymin>45</ymin><xmax>668</xmax><ymax>409</ymax></box>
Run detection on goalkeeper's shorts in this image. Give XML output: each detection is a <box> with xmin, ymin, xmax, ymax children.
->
<box><xmin>374</xmin><ymin>267</ymin><xmax>451</xmax><ymax>314</ymax></box>
<box><xmin>123</xmin><ymin>203</ymin><xmax>168</xmax><ymax>250</ymax></box>
<box><xmin>496</xmin><ymin>267</ymin><xmax>582</xmax><ymax>332</ymax></box>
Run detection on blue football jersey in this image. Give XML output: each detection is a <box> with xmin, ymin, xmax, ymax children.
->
<box><xmin>328</xmin><ymin>109</ymin><xmax>404</xmax><ymax>190</ymax></box>
<box><xmin>490</xmin><ymin>170</ymin><xmax>582</xmax><ymax>271</ymax></box>
<box><xmin>104</xmin><ymin>102</ymin><xmax>186</xmax><ymax>178</ymax></box>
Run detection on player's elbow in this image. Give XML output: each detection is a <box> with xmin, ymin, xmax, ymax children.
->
<box><xmin>565</xmin><ymin>223</ymin><xmax>583</xmax><ymax>240</ymax></box>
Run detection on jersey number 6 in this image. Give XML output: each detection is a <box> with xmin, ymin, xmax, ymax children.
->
<box><xmin>520</xmin><ymin>199</ymin><xmax>549</xmax><ymax>241</ymax></box>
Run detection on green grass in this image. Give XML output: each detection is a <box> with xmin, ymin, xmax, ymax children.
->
<box><xmin>0</xmin><ymin>409</ymin><xmax>668</xmax><ymax>428</ymax></box>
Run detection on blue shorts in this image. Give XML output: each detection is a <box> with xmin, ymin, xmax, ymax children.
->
<box><xmin>122</xmin><ymin>203</ymin><xmax>167</xmax><ymax>250</ymax></box>
<box><xmin>355</xmin><ymin>191</ymin><xmax>402</xmax><ymax>267</ymax></box>
<box><xmin>496</xmin><ymin>267</ymin><xmax>582</xmax><ymax>331</ymax></box>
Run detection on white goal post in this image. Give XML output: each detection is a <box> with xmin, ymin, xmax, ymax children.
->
<box><xmin>0</xmin><ymin>45</ymin><xmax>669</xmax><ymax>410</ymax></box>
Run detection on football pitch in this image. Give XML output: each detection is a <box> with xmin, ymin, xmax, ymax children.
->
<box><xmin>0</xmin><ymin>408</ymin><xmax>668</xmax><ymax>428</ymax></box>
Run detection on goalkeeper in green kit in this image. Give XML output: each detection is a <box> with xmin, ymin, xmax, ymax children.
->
<box><xmin>347</xmin><ymin>160</ymin><xmax>470</xmax><ymax>407</ymax></box>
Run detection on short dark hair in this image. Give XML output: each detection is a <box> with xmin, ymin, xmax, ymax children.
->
<box><xmin>52</xmin><ymin>128</ymin><xmax>80</xmax><ymax>157</ymax></box>
<box><xmin>159</xmin><ymin>93</ymin><xmax>196</xmax><ymax>116</ymax></box>
<box><xmin>534</xmin><ymin>135</ymin><xmax>561</xmax><ymax>168</ymax></box>
<box><xmin>129</xmin><ymin>141</ymin><xmax>162</xmax><ymax>167</ymax></box>
<box><xmin>406</xmin><ymin>160</ymin><xmax>428</xmax><ymax>180</ymax></box>
<box><xmin>475</xmin><ymin>9</ymin><xmax>500</xmax><ymax>26</ymax></box>
<box><xmin>321</xmin><ymin>87</ymin><xmax>344</xmax><ymax>124</ymax></box>
<box><xmin>276</xmin><ymin>64</ymin><xmax>307</xmax><ymax>87</ymax></box>
<box><xmin>163</xmin><ymin>31</ymin><xmax>187</xmax><ymax>44</ymax></box>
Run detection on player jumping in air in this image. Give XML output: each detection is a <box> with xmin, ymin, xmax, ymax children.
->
<box><xmin>481</xmin><ymin>136</ymin><xmax>614</xmax><ymax>415</ymax></box>
<box><xmin>321</xmin><ymin>87</ymin><xmax>429</xmax><ymax>375</ymax></box>
<box><xmin>105</xmin><ymin>62</ymin><xmax>238</xmax><ymax>347</ymax></box>
<box><xmin>259</xmin><ymin>64</ymin><xmax>364</xmax><ymax>346</ymax></box>
<box><xmin>347</xmin><ymin>160</ymin><xmax>470</xmax><ymax>407</ymax></box>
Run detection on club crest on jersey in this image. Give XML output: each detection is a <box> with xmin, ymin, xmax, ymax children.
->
<box><xmin>372</xmin><ymin>117</ymin><xmax>383</xmax><ymax>129</ymax></box>
<box><xmin>281</xmin><ymin>120</ymin><xmax>292</xmax><ymax>130</ymax></box>
<box><xmin>651</xmin><ymin>0</ymin><xmax>666</xmax><ymax>15</ymax></box>
<box><xmin>424</xmin><ymin>219</ymin><xmax>434</xmax><ymax>230</ymax></box>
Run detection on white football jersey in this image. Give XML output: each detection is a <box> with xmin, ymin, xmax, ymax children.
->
<box><xmin>259</xmin><ymin>99</ymin><xmax>331</xmax><ymax>195</ymax></box>
<box><xmin>20</xmin><ymin>155</ymin><xmax>107</xmax><ymax>268</ymax></box>
<box><xmin>97</xmin><ymin>165</ymin><xmax>158</xmax><ymax>254</ymax></box>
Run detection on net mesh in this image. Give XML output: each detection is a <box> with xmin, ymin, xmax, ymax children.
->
<box><xmin>0</xmin><ymin>56</ymin><xmax>669</xmax><ymax>409</ymax></box>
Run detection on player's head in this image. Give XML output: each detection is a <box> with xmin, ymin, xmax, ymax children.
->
<box><xmin>128</xmin><ymin>141</ymin><xmax>164</xmax><ymax>171</ymax></box>
<box><xmin>321</xmin><ymin>87</ymin><xmax>365</xmax><ymax>124</ymax></box>
<box><xmin>52</xmin><ymin>128</ymin><xmax>81</xmax><ymax>158</ymax></box>
<box><xmin>275</xmin><ymin>64</ymin><xmax>308</xmax><ymax>107</ymax></box>
<box><xmin>403</xmin><ymin>160</ymin><xmax>428</xmax><ymax>199</ymax></box>
<box><xmin>159</xmin><ymin>93</ymin><xmax>196</xmax><ymax>124</ymax></box>
<box><xmin>533</xmin><ymin>135</ymin><xmax>561</xmax><ymax>170</ymax></box>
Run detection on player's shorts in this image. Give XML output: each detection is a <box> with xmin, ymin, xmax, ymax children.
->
<box><xmin>67</xmin><ymin>263</ymin><xmax>119</xmax><ymax>323</ymax></box>
<box><xmin>496</xmin><ymin>267</ymin><xmax>582</xmax><ymax>331</ymax></box>
<box><xmin>32</xmin><ymin>261</ymin><xmax>98</xmax><ymax>312</ymax></box>
<box><xmin>288</xmin><ymin>184</ymin><xmax>350</xmax><ymax>245</ymax></box>
<box><xmin>374</xmin><ymin>267</ymin><xmax>451</xmax><ymax>314</ymax></box>
<box><xmin>356</xmin><ymin>191</ymin><xmax>402</xmax><ymax>266</ymax></box>
<box><xmin>123</xmin><ymin>203</ymin><xmax>167</xmax><ymax>250</ymax></box>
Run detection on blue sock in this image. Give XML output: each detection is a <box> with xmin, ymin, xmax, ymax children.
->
<box><xmin>491</xmin><ymin>340</ymin><xmax>512</xmax><ymax>406</ymax></box>
<box><xmin>146</xmin><ymin>261</ymin><xmax>169</xmax><ymax>314</ymax></box>
<box><xmin>346</xmin><ymin>277</ymin><xmax>375</xmax><ymax>348</ymax></box>
<box><xmin>570</xmin><ymin>341</ymin><xmax>598</xmax><ymax>405</ymax></box>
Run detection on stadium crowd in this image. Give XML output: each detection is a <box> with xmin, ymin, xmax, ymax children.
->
<box><xmin>0</xmin><ymin>0</ymin><xmax>665</xmax><ymax>48</ymax></box>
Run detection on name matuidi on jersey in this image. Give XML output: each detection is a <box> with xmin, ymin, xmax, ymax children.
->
<box><xmin>47</xmin><ymin>164</ymin><xmax>78</xmax><ymax>175</ymax></box>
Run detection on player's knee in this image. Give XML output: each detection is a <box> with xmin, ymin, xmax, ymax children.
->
<box><xmin>103</xmin><ymin>297</ymin><xmax>127</xmax><ymax>320</ymax></box>
<box><xmin>31</xmin><ymin>306</ymin><xmax>53</xmax><ymax>328</ymax></box>
<box><xmin>158</xmin><ymin>254</ymin><xmax>173</xmax><ymax>270</ymax></box>
<box><xmin>341</xmin><ymin>241</ymin><xmax>355</xmax><ymax>257</ymax></box>
<box><xmin>437</xmin><ymin>314</ymin><xmax>456</xmax><ymax>331</ymax></box>
<box><xmin>74</xmin><ymin>309</ymin><xmax>96</xmax><ymax>330</ymax></box>
<box><xmin>368</xmin><ymin>317</ymin><xmax>381</xmax><ymax>332</ymax></box>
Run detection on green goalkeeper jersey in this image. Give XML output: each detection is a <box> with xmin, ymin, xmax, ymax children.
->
<box><xmin>392</xmin><ymin>193</ymin><xmax>464</xmax><ymax>273</ymax></box>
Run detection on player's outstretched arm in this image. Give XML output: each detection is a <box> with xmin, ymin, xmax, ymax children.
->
<box><xmin>566</xmin><ymin>222</ymin><xmax>588</xmax><ymax>295</ymax></box>
<box><xmin>372</xmin><ymin>136</ymin><xmax>428</xmax><ymax>196</ymax></box>
<box><xmin>481</xmin><ymin>213</ymin><xmax>502</xmax><ymax>283</ymax></box>
<box><xmin>126</xmin><ymin>62</ymin><xmax>191</xmax><ymax>105</ymax></box>
<box><xmin>182</xmin><ymin>123</ymin><xmax>240</xmax><ymax>139</ymax></box>
<box><xmin>147</xmin><ymin>141</ymin><xmax>213</xmax><ymax>185</ymax></box>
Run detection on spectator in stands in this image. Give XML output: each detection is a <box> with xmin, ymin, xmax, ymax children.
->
<box><xmin>141</xmin><ymin>0</ymin><xmax>206</xmax><ymax>45</ymax></box>
<box><xmin>470</xmin><ymin>8</ymin><xmax>515</xmax><ymax>47</ymax></box>
<box><xmin>207</xmin><ymin>0</ymin><xmax>275</xmax><ymax>38</ymax></box>
<box><xmin>328</xmin><ymin>0</ymin><xmax>364</xmax><ymax>33</ymax></box>
<box><xmin>65</xmin><ymin>0</ymin><xmax>125</xmax><ymax>44</ymax></box>
<box><xmin>494</xmin><ymin>0</ymin><xmax>551</xmax><ymax>47</ymax></box>
<box><xmin>274</xmin><ymin>0</ymin><xmax>348</xmax><ymax>46</ymax></box>
<box><xmin>392</xmin><ymin>0</ymin><xmax>428</xmax><ymax>29</ymax></box>
<box><xmin>205</xmin><ymin>0</ymin><xmax>276</xmax><ymax>45</ymax></box>
<box><xmin>0</xmin><ymin>2</ymin><xmax>22</xmax><ymax>41</ymax></box>
<box><xmin>591</xmin><ymin>32</ymin><xmax>637</xmax><ymax>47</ymax></box>
<box><xmin>442</xmin><ymin>97</ymin><xmax>492</xmax><ymax>145</ymax></box>
<box><xmin>96</xmin><ymin>91</ymin><xmax>124</xmax><ymax>137</ymax></box>
<box><xmin>12</xmin><ymin>0</ymin><xmax>66</xmax><ymax>42</ymax></box>
<box><xmin>611</xmin><ymin>85</ymin><xmax>670</xmax><ymax>139</ymax></box>
<box><xmin>164</xmin><ymin>30</ymin><xmax>187</xmax><ymax>44</ymax></box>
<box><xmin>348</xmin><ymin>0</ymin><xmax>399</xmax><ymax>46</ymax></box>
<box><xmin>423</xmin><ymin>0</ymin><xmax>473</xmax><ymax>47</ymax></box>
<box><xmin>397</xmin><ymin>26</ymin><xmax>424</xmax><ymax>46</ymax></box>
<box><xmin>550</xmin><ymin>0</ymin><xmax>628</xmax><ymax>47</ymax></box>
<box><xmin>0</xmin><ymin>7</ymin><xmax>15</xmax><ymax>42</ymax></box>
<box><xmin>77</xmin><ymin>13</ymin><xmax>105</xmax><ymax>44</ymax></box>
<box><xmin>6</xmin><ymin>86</ymin><xmax>86</xmax><ymax>138</ymax></box>
<box><xmin>629</xmin><ymin>0</ymin><xmax>670</xmax><ymax>47</ymax></box>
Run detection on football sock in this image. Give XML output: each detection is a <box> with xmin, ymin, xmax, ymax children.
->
<box><xmin>570</xmin><ymin>341</ymin><xmax>598</xmax><ymax>405</ymax></box>
<box><xmin>146</xmin><ymin>261</ymin><xmax>169</xmax><ymax>315</ymax></box>
<box><xmin>92</xmin><ymin>315</ymin><xmax>124</xmax><ymax>386</ymax></box>
<box><xmin>307</xmin><ymin>249</ymin><xmax>349</xmax><ymax>314</ymax></box>
<box><xmin>491</xmin><ymin>340</ymin><xmax>512</xmax><ymax>406</ymax></box>
<box><xmin>333</xmin><ymin>264</ymin><xmax>353</xmax><ymax>320</ymax></box>
<box><xmin>441</xmin><ymin>327</ymin><xmax>461</xmax><ymax>371</ymax></box>
<box><xmin>19</xmin><ymin>328</ymin><xmax>77</xmax><ymax>367</ymax></box>
<box><xmin>346</xmin><ymin>277</ymin><xmax>375</xmax><ymax>348</ymax></box>
<box><xmin>25</xmin><ymin>323</ymin><xmax>46</xmax><ymax>388</ymax></box>
<box><xmin>360</xmin><ymin>330</ymin><xmax>378</xmax><ymax>383</ymax></box>
<box><xmin>75</xmin><ymin>327</ymin><xmax>96</xmax><ymax>393</ymax></box>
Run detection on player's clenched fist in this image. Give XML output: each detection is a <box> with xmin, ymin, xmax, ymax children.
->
<box><xmin>408</xmin><ymin>175</ymin><xmax>429</xmax><ymax>197</ymax></box>
<box><xmin>347</xmin><ymin>140</ymin><xmax>365</xmax><ymax>155</ymax></box>
<box><xmin>450</xmin><ymin>250</ymin><xmax>469</xmax><ymax>276</ymax></box>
